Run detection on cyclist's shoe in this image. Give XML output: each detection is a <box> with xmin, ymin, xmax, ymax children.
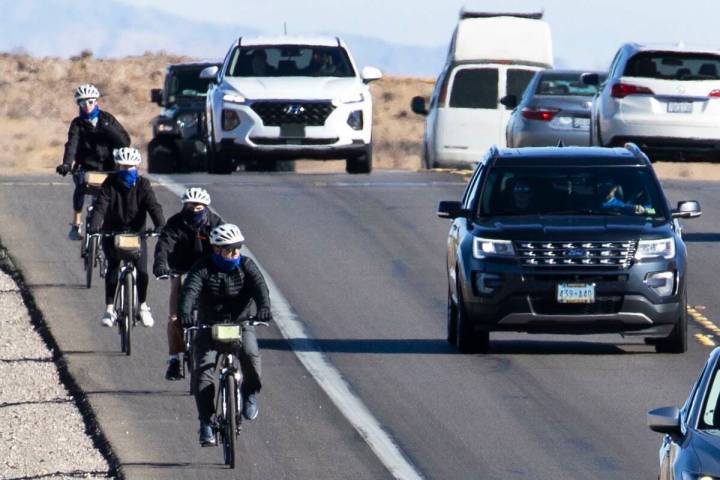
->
<box><xmin>165</xmin><ymin>357</ymin><xmax>182</xmax><ymax>381</ymax></box>
<box><xmin>138</xmin><ymin>303</ymin><xmax>154</xmax><ymax>327</ymax></box>
<box><xmin>100</xmin><ymin>308</ymin><xmax>116</xmax><ymax>327</ymax></box>
<box><xmin>199</xmin><ymin>422</ymin><xmax>216</xmax><ymax>447</ymax></box>
<box><xmin>68</xmin><ymin>223</ymin><xmax>82</xmax><ymax>241</ymax></box>
<box><xmin>242</xmin><ymin>393</ymin><xmax>259</xmax><ymax>421</ymax></box>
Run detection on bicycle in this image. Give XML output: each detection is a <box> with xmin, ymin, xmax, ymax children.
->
<box><xmin>185</xmin><ymin>319</ymin><xmax>268</xmax><ymax>468</ymax></box>
<box><xmin>80</xmin><ymin>170</ymin><xmax>108</xmax><ymax>288</ymax></box>
<box><xmin>158</xmin><ymin>271</ymin><xmax>196</xmax><ymax>392</ymax></box>
<box><xmin>90</xmin><ymin>230</ymin><xmax>159</xmax><ymax>355</ymax></box>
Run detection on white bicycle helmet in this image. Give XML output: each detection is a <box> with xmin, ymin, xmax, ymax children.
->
<box><xmin>113</xmin><ymin>147</ymin><xmax>142</xmax><ymax>166</ymax></box>
<box><xmin>210</xmin><ymin>224</ymin><xmax>244</xmax><ymax>247</ymax></box>
<box><xmin>182</xmin><ymin>187</ymin><xmax>211</xmax><ymax>206</ymax></box>
<box><xmin>74</xmin><ymin>83</ymin><xmax>100</xmax><ymax>101</ymax></box>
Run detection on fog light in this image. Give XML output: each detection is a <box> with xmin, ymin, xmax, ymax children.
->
<box><xmin>222</xmin><ymin>109</ymin><xmax>240</xmax><ymax>131</ymax></box>
<box><xmin>473</xmin><ymin>272</ymin><xmax>502</xmax><ymax>296</ymax></box>
<box><xmin>645</xmin><ymin>271</ymin><xmax>675</xmax><ymax>297</ymax></box>
<box><xmin>347</xmin><ymin>110</ymin><xmax>363</xmax><ymax>130</ymax></box>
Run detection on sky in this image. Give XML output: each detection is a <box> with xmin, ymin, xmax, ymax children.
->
<box><xmin>115</xmin><ymin>0</ymin><xmax>720</xmax><ymax>70</ymax></box>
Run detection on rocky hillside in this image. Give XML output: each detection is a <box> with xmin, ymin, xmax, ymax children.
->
<box><xmin>0</xmin><ymin>53</ymin><xmax>434</xmax><ymax>172</ymax></box>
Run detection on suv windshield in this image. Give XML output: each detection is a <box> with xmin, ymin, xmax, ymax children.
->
<box><xmin>536</xmin><ymin>73</ymin><xmax>604</xmax><ymax>96</ymax></box>
<box><xmin>168</xmin><ymin>68</ymin><xmax>214</xmax><ymax>101</ymax></box>
<box><xmin>226</xmin><ymin>46</ymin><xmax>355</xmax><ymax>78</ymax></box>
<box><xmin>478</xmin><ymin>166</ymin><xmax>666</xmax><ymax>219</ymax></box>
<box><xmin>624</xmin><ymin>52</ymin><xmax>720</xmax><ymax>81</ymax></box>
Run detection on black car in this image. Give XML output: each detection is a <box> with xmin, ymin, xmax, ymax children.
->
<box><xmin>648</xmin><ymin>347</ymin><xmax>720</xmax><ymax>479</ymax></box>
<box><xmin>147</xmin><ymin>61</ymin><xmax>220</xmax><ymax>173</ymax></box>
<box><xmin>438</xmin><ymin>143</ymin><xmax>701</xmax><ymax>353</ymax></box>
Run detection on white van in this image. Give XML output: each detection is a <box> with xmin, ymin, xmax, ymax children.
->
<box><xmin>412</xmin><ymin>11</ymin><xmax>553</xmax><ymax>168</ymax></box>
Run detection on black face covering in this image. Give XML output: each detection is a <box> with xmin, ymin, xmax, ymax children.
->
<box><xmin>183</xmin><ymin>207</ymin><xmax>208</xmax><ymax>229</ymax></box>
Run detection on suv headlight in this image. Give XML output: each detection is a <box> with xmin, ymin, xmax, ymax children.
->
<box><xmin>157</xmin><ymin>121</ymin><xmax>175</xmax><ymax>133</ymax></box>
<box><xmin>473</xmin><ymin>238</ymin><xmax>515</xmax><ymax>259</ymax></box>
<box><xmin>682</xmin><ymin>473</ymin><xmax>717</xmax><ymax>480</ymax></box>
<box><xmin>332</xmin><ymin>92</ymin><xmax>364</xmax><ymax>106</ymax></box>
<box><xmin>223</xmin><ymin>93</ymin><xmax>247</xmax><ymax>104</ymax></box>
<box><xmin>635</xmin><ymin>238</ymin><xmax>675</xmax><ymax>260</ymax></box>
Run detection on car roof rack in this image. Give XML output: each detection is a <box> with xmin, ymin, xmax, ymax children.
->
<box><xmin>459</xmin><ymin>9</ymin><xmax>544</xmax><ymax>20</ymax></box>
<box><xmin>623</xmin><ymin>142</ymin><xmax>651</xmax><ymax>165</ymax></box>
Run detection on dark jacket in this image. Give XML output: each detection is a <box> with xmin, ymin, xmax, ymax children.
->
<box><xmin>89</xmin><ymin>175</ymin><xmax>165</xmax><ymax>233</ymax></box>
<box><xmin>153</xmin><ymin>210</ymin><xmax>224</xmax><ymax>273</ymax></box>
<box><xmin>178</xmin><ymin>256</ymin><xmax>270</xmax><ymax>326</ymax></box>
<box><xmin>62</xmin><ymin>111</ymin><xmax>130</xmax><ymax>171</ymax></box>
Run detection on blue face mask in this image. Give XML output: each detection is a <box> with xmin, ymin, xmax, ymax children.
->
<box><xmin>211</xmin><ymin>252</ymin><xmax>242</xmax><ymax>271</ymax></box>
<box><xmin>79</xmin><ymin>104</ymin><xmax>100</xmax><ymax>121</ymax></box>
<box><xmin>116</xmin><ymin>168</ymin><xmax>138</xmax><ymax>188</ymax></box>
<box><xmin>183</xmin><ymin>207</ymin><xmax>207</xmax><ymax>228</ymax></box>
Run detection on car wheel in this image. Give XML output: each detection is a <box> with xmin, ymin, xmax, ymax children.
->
<box><xmin>455</xmin><ymin>284</ymin><xmax>490</xmax><ymax>354</ymax></box>
<box><xmin>147</xmin><ymin>138</ymin><xmax>176</xmax><ymax>174</ymax></box>
<box><xmin>655</xmin><ymin>292</ymin><xmax>688</xmax><ymax>354</ymax></box>
<box><xmin>447</xmin><ymin>287</ymin><xmax>458</xmax><ymax>345</ymax></box>
<box><xmin>346</xmin><ymin>145</ymin><xmax>372</xmax><ymax>174</ymax></box>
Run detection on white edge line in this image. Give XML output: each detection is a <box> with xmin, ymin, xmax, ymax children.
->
<box><xmin>149</xmin><ymin>174</ymin><xmax>424</xmax><ymax>480</ymax></box>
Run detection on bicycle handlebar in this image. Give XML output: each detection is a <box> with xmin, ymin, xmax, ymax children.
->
<box><xmin>184</xmin><ymin>319</ymin><xmax>270</xmax><ymax>331</ymax></box>
<box><xmin>88</xmin><ymin>230</ymin><xmax>161</xmax><ymax>239</ymax></box>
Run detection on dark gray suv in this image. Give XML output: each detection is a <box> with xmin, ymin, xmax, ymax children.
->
<box><xmin>438</xmin><ymin>143</ymin><xmax>701</xmax><ymax>353</ymax></box>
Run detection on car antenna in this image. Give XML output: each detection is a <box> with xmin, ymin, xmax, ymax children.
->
<box><xmin>556</xmin><ymin>140</ymin><xmax>566</xmax><ymax>147</ymax></box>
<box><xmin>283</xmin><ymin>21</ymin><xmax>288</xmax><ymax>35</ymax></box>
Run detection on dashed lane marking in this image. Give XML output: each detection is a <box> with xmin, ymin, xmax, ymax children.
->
<box><xmin>695</xmin><ymin>333</ymin><xmax>717</xmax><ymax>347</ymax></box>
<box><xmin>688</xmin><ymin>306</ymin><xmax>720</xmax><ymax>347</ymax></box>
<box><xmin>149</xmin><ymin>174</ymin><xmax>425</xmax><ymax>480</ymax></box>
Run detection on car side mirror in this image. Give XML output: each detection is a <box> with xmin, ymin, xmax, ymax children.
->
<box><xmin>150</xmin><ymin>88</ymin><xmax>163</xmax><ymax>105</ymax></box>
<box><xmin>672</xmin><ymin>200</ymin><xmax>702</xmax><ymax>219</ymax></box>
<box><xmin>647</xmin><ymin>406</ymin><xmax>681</xmax><ymax>436</ymax></box>
<box><xmin>499</xmin><ymin>94</ymin><xmax>518</xmax><ymax>109</ymax></box>
<box><xmin>411</xmin><ymin>96</ymin><xmax>429</xmax><ymax>116</ymax></box>
<box><xmin>437</xmin><ymin>201</ymin><xmax>468</xmax><ymax>219</ymax></box>
<box><xmin>361</xmin><ymin>66</ymin><xmax>383</xmax><ymax>83</ymax></box>
<box><xmin>200</xmin><ymin>65</ymin><xmax>220</xmax><ymax>81</ymax></box>
<box><xmin>581</xmin><ymin>72</ymin><xmax>600</xmax><ymax>86</ymax></box>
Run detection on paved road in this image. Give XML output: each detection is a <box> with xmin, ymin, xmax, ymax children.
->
<box><xmin>0</xmin><ymin>171</ymin><xmax>718</xmax><ymax>479</ymax></box>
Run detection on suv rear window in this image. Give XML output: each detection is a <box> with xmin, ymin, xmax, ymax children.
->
<box><xmin>226</xmin><ymin>46</ymin><xmax>355</xmax><ymax>78</ymax></box>
<box><xmin>168</xmin><ymin>68</ymin><xmax>213</xmax><ymax>101</ymax></box>
<box><xmin>478</xmin><ymin>166</ymin><xmax>666</xmax><ymax>219</ymax></box>
<box><xmin>449</xmin><ymin>68</ymin><xmax>498</xmax><ymax>108</ymax></box>
<box><xmin>624</xmin><ymin>52</ymin><xmax>720</xmax><ymax>80</ymax></box>
<box><xmin>536</xmin><ymin>72</ymin><xmax>604</xmax><ymax>96</ymax></box>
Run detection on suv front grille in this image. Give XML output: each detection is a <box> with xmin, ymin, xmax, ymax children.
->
<box><xmin>250</xmin><ymin>101</ymin><xmax>335</xmax><ymax>126</ymax></box>
<box><xmin>515</xmin><ymin>241</ymin><xmax>637</xmax><ymax>269</ymax></box>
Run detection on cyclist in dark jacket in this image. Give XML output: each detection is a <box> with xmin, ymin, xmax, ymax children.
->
<box><xmin>153</xmin><ymin>187</ymin><xmax>224</xmax><ymax>381</ymax></box>
<box><xmin>178</xmin><ymin>224</ymin><xmax>272</xmax><ymax>446</ymax></box>
<box><xmin>88</xmin><ymin>147</ymin><xmax>165</xmax><ymax>329</ymax></box>
<box><xmin>56</xmin><ymin>84</ymin><xmax>130</xmax><ymax>241</ymax></box>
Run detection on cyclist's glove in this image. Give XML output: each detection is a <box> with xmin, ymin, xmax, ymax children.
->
<box><xmin>153</xmin><ymin>225</ymin><xmax>164</xmax><ymax>235</ymax></box>
<box><xmin>257</xmin><ymin>307</ymin><xmax>272</xmax><ymax>323</ymax></box>
<box><xmin>180</xmin><ymin>315</ymin><xmax>194</xmax><ymax>329</ymax></box>
<box><xmin>56</xmin><ymin>164</ymin><xmax>71</xmax><ymax>176</ymax></box>
<box><xmin>153</xmin><ymin>264</ymin><xmax>171</xmax><ymax>278</ymax></box>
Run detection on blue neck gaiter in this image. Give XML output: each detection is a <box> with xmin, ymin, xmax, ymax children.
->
<box><xmin>79</xmin><ymin>105</ymin><xmax>100</xmax><ymax>121</ymax></box>
<box><xmin>211</xmin><ymin>252</ymin><xmax>242</xmax><ymax>271</ymax></box>
<box><xmin>116</xmin><ymin>169</ymin><xmax>138</xmax><ymax>188</ymax></box>
<box><xmin>183</xmin><ymin>208</ymin><xmax>208</xmax><ymax>229</ymax></box>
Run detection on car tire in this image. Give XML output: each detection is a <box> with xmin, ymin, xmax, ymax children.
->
<box><xmin>455</xmin><ymin>284</ymin><xmax>490</xmax><ymax>354</ymax></box>
<box><xmin>147</xmin><ymin>138</ymin><xmax>176</xmax><ymax>174</ymax></box>
<box><xmin>654</xmin><ymin>293</ymin><xmax>688</xmax><ymax>354</ymax></box>
<box><xmin>346</xmin><ymin>145</ymin><xmax>372</xmax><ymax>174</ymax></box>
<box><xmin>447</xmin><ymin>287</ymin><xmax>458</xmax><ymax>345</ymax></box>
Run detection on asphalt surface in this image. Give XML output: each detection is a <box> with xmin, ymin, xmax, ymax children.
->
<box><xmin>1</xmin><ymin>171</ymin><xmax>719</xmax><ymax>479</ymax></box>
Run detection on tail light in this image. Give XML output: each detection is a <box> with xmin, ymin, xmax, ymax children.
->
<box><xmin>611</xmin><ymin>83</ymin><xmax>654</xmax><ymax>98</ymax></box>
<box><xmin>521</xmin><ymin>107</ymin><xmax>560</xmax><ymax>121</ymax></box>
<box><xmin>709</xmin><ymin>90</ymin><xmax>720</xmax><ymax>97</ymax></box>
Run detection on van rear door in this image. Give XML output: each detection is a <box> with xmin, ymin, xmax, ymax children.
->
<box><xmin>501</xmin><ymin>67</ymin><xmax>540</xmax><ymax>134</ymax></box>
<box><xmin>436</xmin><ymin>66</ymin><xmax>500</xmax><ymax>160</ymax></box>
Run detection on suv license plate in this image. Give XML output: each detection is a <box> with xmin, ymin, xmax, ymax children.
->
<box><xmin>572</xmin><ymin>117</ymin><xmax>590</xmax><ymax>129</ymax></box>
<box><xmin>557</xmin><ymin>283</ymin><xmax>595</xmax><ymax>304</ymax></box>
<box><xmin>667</xmin><ymin>102</ymin><xmax>693</xmax><ymax>113</ymax></box>
<box><xmin>280</xmin><ymin>123</ymin><xmax>306</xmax><ymax>138</ymax></box>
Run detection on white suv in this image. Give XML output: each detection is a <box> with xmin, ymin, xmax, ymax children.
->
<box><xmin>585</xmin><ymin>43</ymin><xmax>720</xmax><ymax>160</ymax></box>
<box><xmin>200</xmin><ymin>36</ymin><xmax>382</xmax><ymax>173</ymax></box>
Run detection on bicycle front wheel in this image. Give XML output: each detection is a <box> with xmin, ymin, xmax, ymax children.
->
<box><xmin>85</xmin><ymin>236</ymin><xmax>97</xmax><ymax>289</ymax></box>
<box><xmin>123</xmin><ymin>272</ymin><xmax>134</xmax><ymax>356</ymax></box>
<box><xmin>222</xmin><ymin>375</ymin><xmax>238</xmax><ymax>468</ymax></box>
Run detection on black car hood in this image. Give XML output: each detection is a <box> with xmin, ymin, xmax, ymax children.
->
<box><xmin>471</xmin><ymin>215</ymin><xmax>673</xmax><ymax>241</ymax></box>
<box><xmin>690</xmin><ymin>430</ymin><xmax>720</xmax><ymax>474</ymax></box>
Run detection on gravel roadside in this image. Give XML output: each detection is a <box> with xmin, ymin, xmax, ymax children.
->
<box><xmin>0</xmin><ymin>266</ymin><xmax>113</xmax><ymax>479</ymax></box>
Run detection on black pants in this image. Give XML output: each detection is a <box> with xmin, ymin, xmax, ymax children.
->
<box><xmin>72</xmin><ymin>168</ymin><xmax>87</xmax><ymax>213</ymax></box>
<box><xmin>193</xmin><ymin>325</ymin><xmax>261</xmax><ymax>423</ymax></box>
<box><xmin>102</xmin><ymin>237</ymin><xmax>149</xmax><ymax>305</ymax></box>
